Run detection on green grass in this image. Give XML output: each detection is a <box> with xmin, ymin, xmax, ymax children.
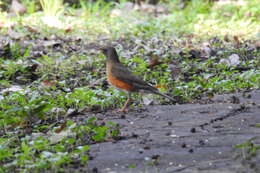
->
<box><xmin>40</xmin><ymin>0</ymin><xmax>64</xmax><ymax>17</ymax></box>
<box><xmin>0</xmin><ymin>118</ymin><xmax>119</xmax><ymax>172</ymax></box>
<box><xmin>0</xmin><ymin>0</ymin><xmax>259</xmax><ymax>39</ymax></box>
<box><xmin>235</xmin><ymin>134</ymin><xmax>260</xmax><ymax>170</ymax></box>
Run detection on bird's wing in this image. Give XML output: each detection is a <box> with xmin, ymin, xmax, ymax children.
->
<box><xmin>111</xmin><ymin>63</ymin><xmax>157</xmax><ymax>92</ymax></box>
<box><xmin>111</xmin><ymin>63</ymin><xmax>175</xmax><ymax>102</ymax></box>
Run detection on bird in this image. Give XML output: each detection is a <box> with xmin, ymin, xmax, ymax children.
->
<box><xmin>101</xmin><ymin>46</ymin><xmax>175</xmax><ymax>112</ymax></box>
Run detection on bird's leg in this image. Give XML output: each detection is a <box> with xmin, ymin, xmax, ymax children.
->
<box><xmin>119</xmin><ymin>93</ymin><xmax>131</xmax><ymax>112</ymax></box>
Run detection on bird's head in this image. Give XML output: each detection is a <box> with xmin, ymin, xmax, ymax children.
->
<box><xmin>100</xmin><ymin>46</ymin><xmax>120</xmax><ymax>63</ymax></box>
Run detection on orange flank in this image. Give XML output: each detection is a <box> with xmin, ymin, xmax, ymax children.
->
<box><xmin>107</xmin><ymin>73</ymin><xmax>134</xmax><ymax>91</ymax></box>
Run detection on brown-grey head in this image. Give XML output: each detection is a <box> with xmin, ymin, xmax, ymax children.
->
<box><xmin>100</xmin><ymin>47</ymin><xmax>120</xmax><ymax>63</ymax></box>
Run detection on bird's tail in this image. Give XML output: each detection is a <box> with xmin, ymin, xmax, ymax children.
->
<box><xmin>153</xmin><ymin>90</ymin><xmax>175</xmax><ymax>102</ymax></box>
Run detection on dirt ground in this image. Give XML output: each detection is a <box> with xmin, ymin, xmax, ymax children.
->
<box><xmin>86</xmin><ymin>90</ymin><xmax>260</xmax><ymax>173</ymax></box>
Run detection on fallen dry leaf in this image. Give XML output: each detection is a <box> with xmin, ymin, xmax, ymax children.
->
<box><xmin>220</xmin><ymin>54</ymin><xmax>240</xmax><ymax>67</ymax></box>
<box><xmin>42</xmin><ymin>80</ymin><xmax>56</xmax><ymax>87</ymax></box>
<box><xmin>10</xmin><ymin>0</ymin><xmax>27</xmax><ymax>15</ymax></box>
<box><xmin>233</xmin><ymin>35</ymin><xmax>240</xmax><ymax>48</ymax></box>
<box><xmin>148</xmin><ymin>55</ymin><xmax>163</xmax><ymax>68</ymax></box>
<box><xmin>154</xmin><ymin>84</ymin><xmax>166</xmax><ymax>89</ymax></box>
<box><xmin>224</xmin><ymin>35</ymin><xmax>229</xmax><ymax>42</ymax></box>
<box><xmin>54</xmin><ymin>122</ymin><xmax>67</xmax><ymax>133</ymax></box>
<box><xmin>49</xmin><ymin>123</ymin><xmax>76</xmax><ymax>144</ymax></box>
<box><xmin>65</xmin><ymin>27</ymin><xmax>73</xmax><ymax>33</ymax></box>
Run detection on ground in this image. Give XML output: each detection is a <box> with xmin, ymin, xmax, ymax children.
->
<box><xmin>86</xmin><ymin>90</ymin><xmax>260</xmax><ymax>173</ymax></box>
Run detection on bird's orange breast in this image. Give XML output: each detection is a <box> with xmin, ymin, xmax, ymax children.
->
<box><xmin>106</xmin><ymin>63</ymin><xmax>134</xmax><ymax>92</ymax></box>
<box><xmin>107</xmin><ymin>73</ymin><xmax>134</xmax><ymax>91</ymax></box>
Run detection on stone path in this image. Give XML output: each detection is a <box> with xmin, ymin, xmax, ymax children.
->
<box><xmin>87</xmin><ymin>90</ymin><xmax>260</xmax><ymax>173</ymax></box>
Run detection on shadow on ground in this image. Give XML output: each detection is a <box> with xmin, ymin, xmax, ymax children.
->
<box><xmin>87</xmin><ymin>90</ymin><xmax>260</xmax><ymax>173</ymax></box>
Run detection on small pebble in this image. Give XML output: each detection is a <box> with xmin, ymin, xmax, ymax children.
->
<box><xmin>145</xmin><ymin>157</ymin><xmax>150</xmax><ymax>161</ymax></box>
<box><xmin>143</xmin><ymin>145</ymin><xmax>151</xmax><ymax>150</ymax></box>
<box><xmin>92</xmin><ymin>167</ymin><xmax>98</xmax><ymax>173</ymax></box>
<box><xmin>190</xmin><ymin>127</ymin><xmax>196</xmax><ymax>133</ymax></box>
<box><xmin>132</xmin><ymin>133</ymin><xmax>138</xmax><ymax>138</ymax></box>
<box><xmin>151</xmin><ymin>155</ymin><xmax>160</xmax><ymax>160</ymax></box>
<box><xmin>199</xmin><ymin>140</ymin><xmax>205</xmax><ymax>146</ymax></box>
<box><xmin>165</xmin><ymin>132</ymin><xmax>171</xmax><ymax>136</ymax></box>
<box><xmin>181</xmin><ymin>143</ymin><xmax>187</xmax><ymax>148</ymax></box>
